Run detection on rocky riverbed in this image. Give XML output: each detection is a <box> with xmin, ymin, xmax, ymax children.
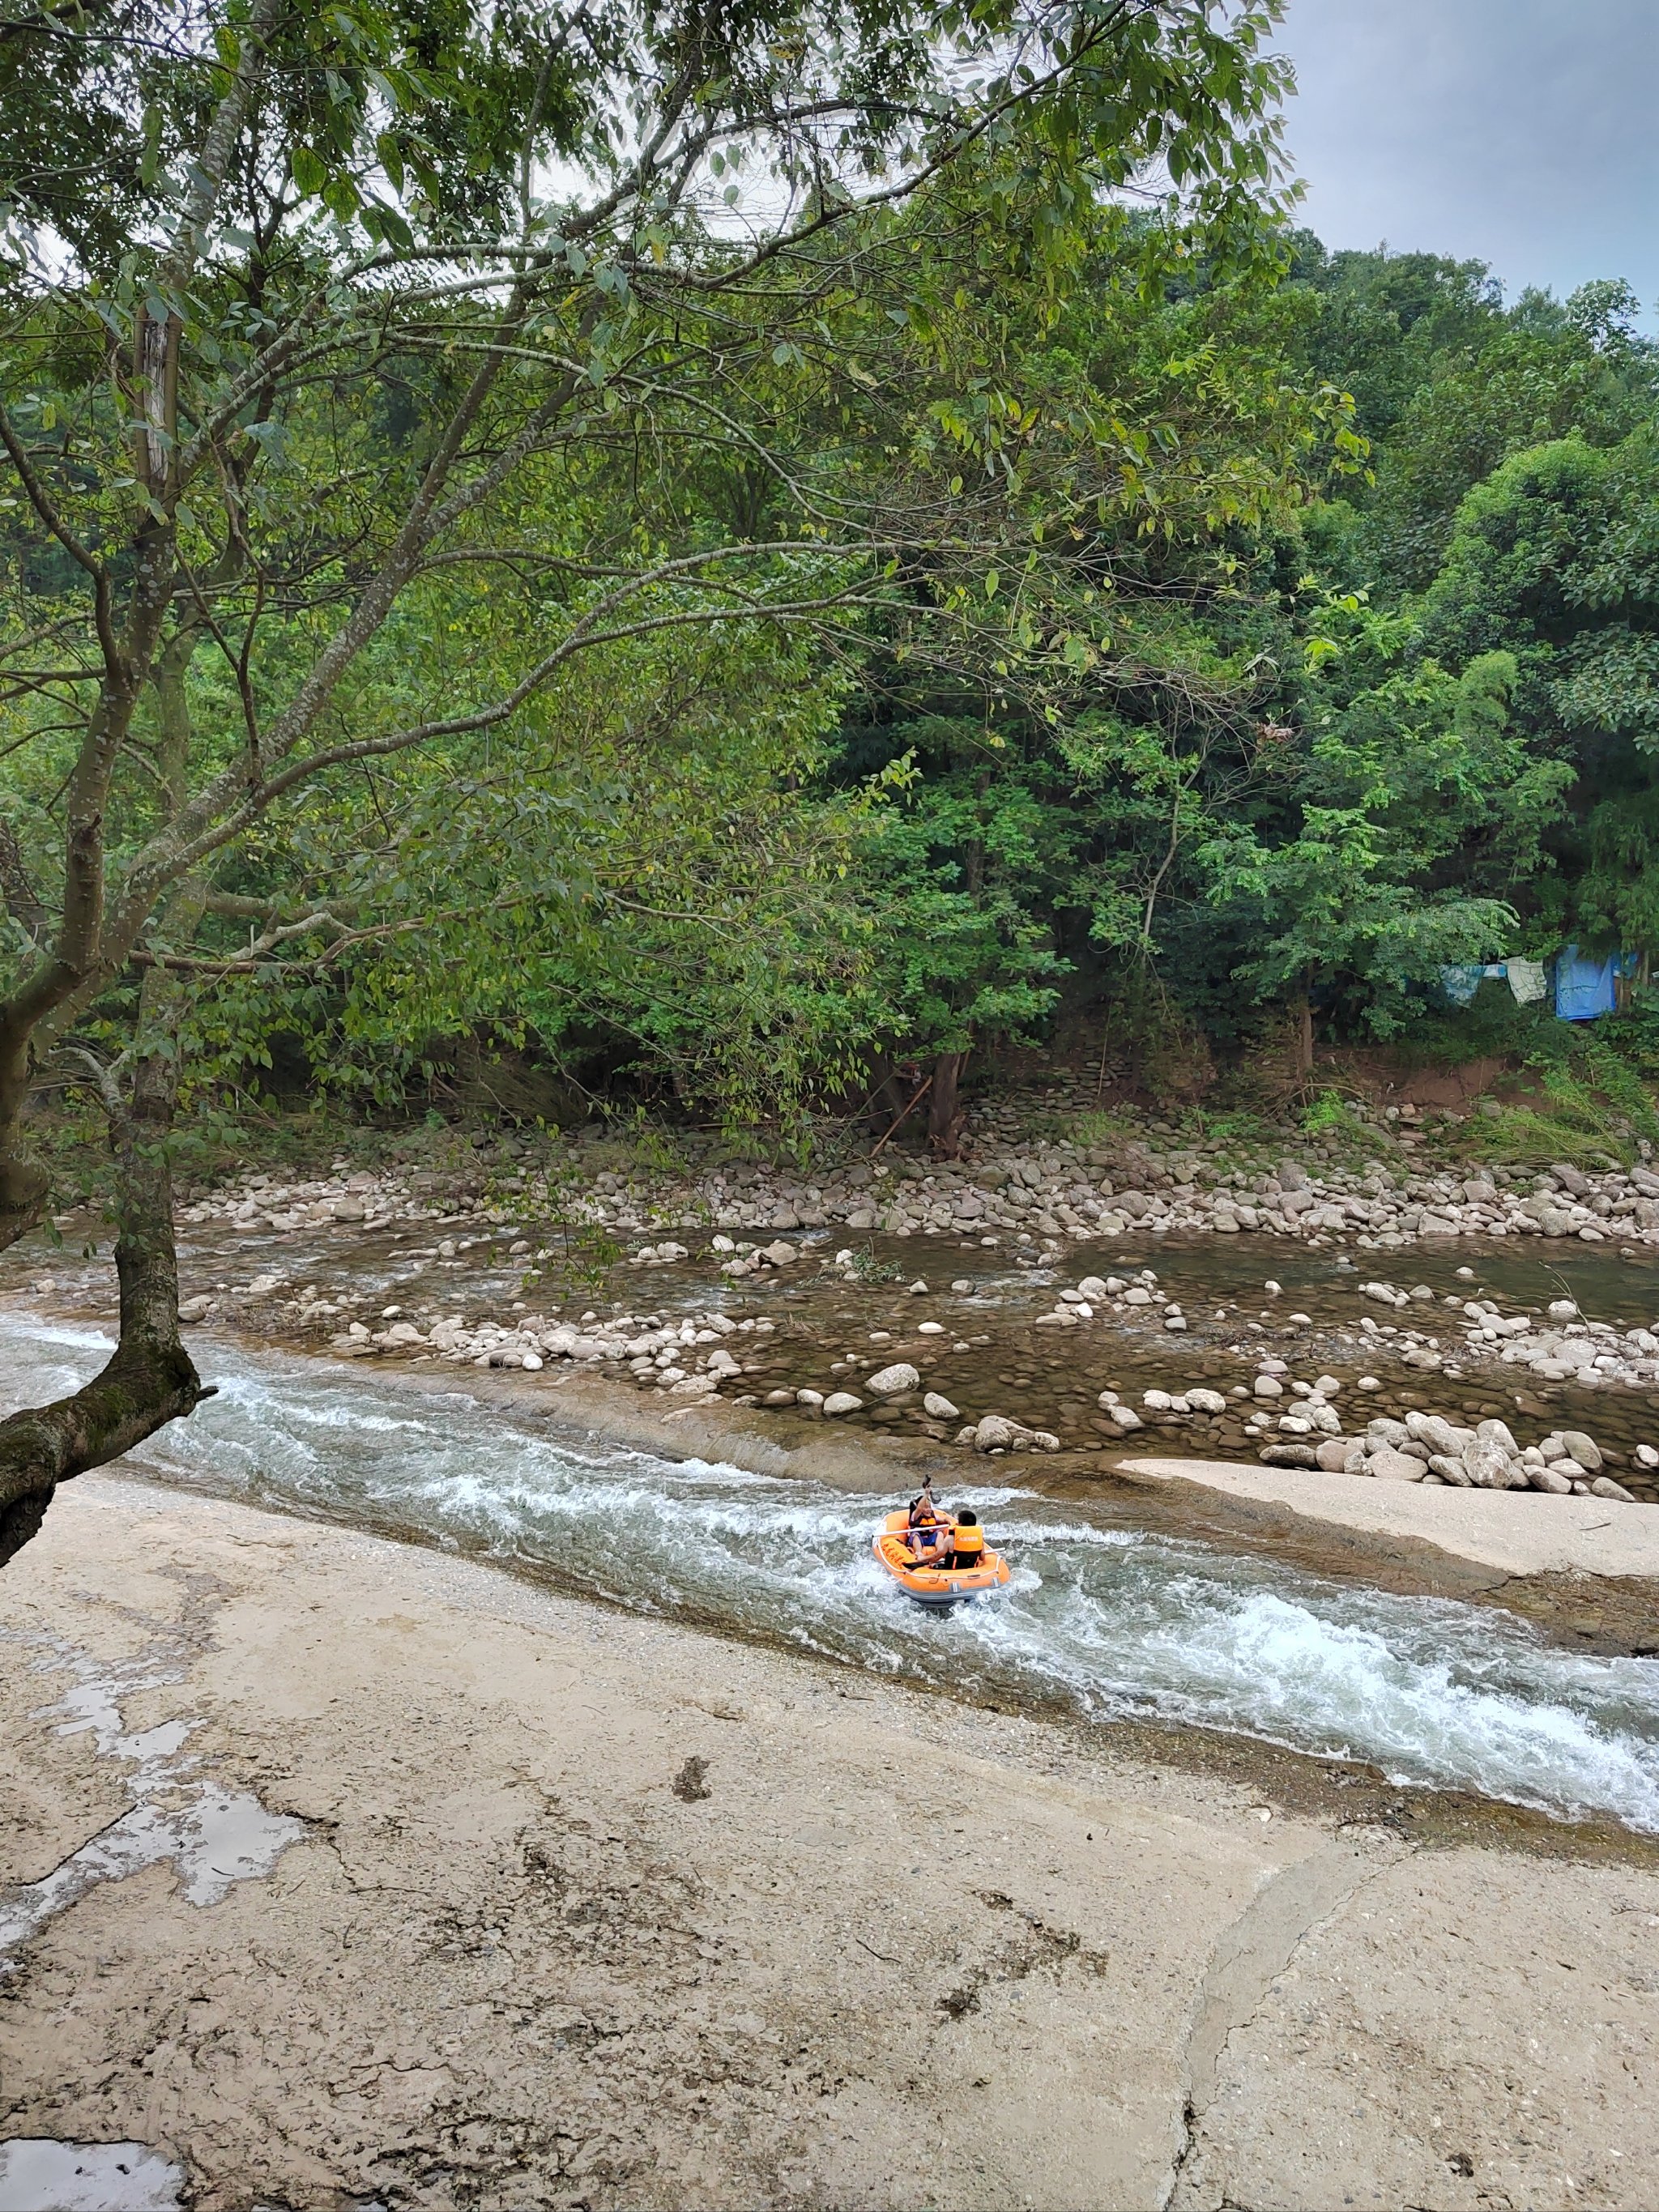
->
<box><xmin>166</xmin><ymin>1102</ymin><xmax>1659</xmax><ymax>1253</ymax></box>
<box><xmin>16</xmin><ymin>1107</ymin><xmax>1659</xmax><ymax>1524</ymax></box>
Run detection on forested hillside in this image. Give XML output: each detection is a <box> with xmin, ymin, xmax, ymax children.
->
<box><xmin>825</xmin><ymin>241</ymin><xmax>1659</xmax><ymax>1125</ymax></box>
<box><xmin>4</xmin><ymin>6</ymin><xmax>1655</xmax><ymax>1164</ymax></box>
<box><xmin>13</xmin><ymin>208</ymin><xmax>1652</xmax><ymax>1153</ymax></box>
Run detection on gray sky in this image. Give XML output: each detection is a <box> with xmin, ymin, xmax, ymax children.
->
<box><xmin>1273</xmin><ymin>0</ymin><xmax>1659</xmax><ymax>320</ymax></box>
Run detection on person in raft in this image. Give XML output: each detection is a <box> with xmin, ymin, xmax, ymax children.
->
<box><xmin>906</xmin><ymin>1477</ymin><xmax>949</xmax><ymax>1562</ymax></box>
<box><xmin>942</xmin><ymin>1509</ymin><xmax>987</xmax><ymax>1572</ymax></box>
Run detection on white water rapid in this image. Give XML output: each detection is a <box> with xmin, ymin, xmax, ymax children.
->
<box><xmin>10</xmin><ymin>1317</ymin><xmax>1659</xmax><ymax>1835</ymax></box>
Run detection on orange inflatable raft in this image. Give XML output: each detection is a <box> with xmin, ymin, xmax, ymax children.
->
<box><xmin>872</xmin><ymin>1511</ymin><xmax>1012</xmax><ymax>1606</ymax></box>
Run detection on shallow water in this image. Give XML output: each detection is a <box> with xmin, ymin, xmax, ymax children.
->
<box><xmin>15</xmin><ymin>1212</ymin><xmax>1659</xmax><ymax>1485</ymax></box>
<box><xmin>0</xmin><ymin>2139</ymin><xmax>187</xmax><ymax>2212</ymax></box>
<box><xmin>11</xmin><ymin>1318</ymin><xmax>1659</xmax><ymax>1837</ymax></box>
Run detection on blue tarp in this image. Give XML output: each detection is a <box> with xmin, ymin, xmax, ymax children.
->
<box><xmin>1554</xmin><ymin>945</ymin><xmax>1633</xmax><ymax>1021</ymax></box>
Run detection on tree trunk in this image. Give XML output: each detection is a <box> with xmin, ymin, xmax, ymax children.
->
<box><xmin>928</xmin><ymin>1050</ymin><xmax>969</xmax><ymax>1158</ymax></box>
<box><xmin>0</xmin><ymin>1040</ymin><xmax>202</xmax><ymax>1570</ymax></box>
<box><xmin>1295</xmin><ymin>992</ymin><xmax>1315</xmax><ymax>1080</ymax></box>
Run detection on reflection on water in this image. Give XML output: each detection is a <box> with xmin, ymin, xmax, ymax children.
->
<box><xmin>11</xmin><ymin>1317</ymin><xmax>1659</xmax><ymax>1835</ymax></box>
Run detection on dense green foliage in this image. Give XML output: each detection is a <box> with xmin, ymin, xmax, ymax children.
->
<box><xmin>4</xmin><ymin>0</ymin><xmax>1659</xmax><ymax>1143</ymax></box>
<box><xmin>815</xmin><ymin>236</ymin><xmax>1659</xmax><ymax>1093</ymax></box>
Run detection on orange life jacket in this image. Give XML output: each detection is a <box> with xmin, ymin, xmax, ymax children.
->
<box><xmin>952</xmin><ymin>1523</ymin><xmax>986</xmax><ymax>1556</ymax></box>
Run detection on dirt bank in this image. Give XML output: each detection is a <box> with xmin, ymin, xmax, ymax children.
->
<box><xmin>4</xmin><ymin>1477</ymin><xmax>1659</xmax><ymax>2211</ymax></box>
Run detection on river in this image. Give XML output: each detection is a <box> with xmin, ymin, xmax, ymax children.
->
<box><xmin>10</xmin><ymin>1315</ymin><xmax>1659</xmax><ymax>1838</ymax></box>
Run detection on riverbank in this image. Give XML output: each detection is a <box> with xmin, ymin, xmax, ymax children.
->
<box><xmin>161</xmin><ymin>1092</ymin><xmax>1659</xmax><ymax>1260</ymax></box>
<box><xmin>1119</xmin><ymin>1452</ymin><xmax>1659</xmax><ymax>1579</ymax></box>
<box><xmin>5</xmin><ymin>1474</ymin><xmax>1659</xmax><ymax>2212</ymax></box>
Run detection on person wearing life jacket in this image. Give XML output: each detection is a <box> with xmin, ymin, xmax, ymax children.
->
<box><xmin>906</xmin><ymin>1477</ymin><xmax>949</xmax><ymax>1562</ymax></box>
<box><xmin>942</xmin><ymin>1509</ymin><xmax>987</xmax><ymax>1572</ymax></box>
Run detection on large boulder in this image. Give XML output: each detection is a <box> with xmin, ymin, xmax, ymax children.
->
<box><xmin>1405</xmin><ymin>1411</ymin><xmax>1470</xmax><ymax>1457</ymax></box>
<box><xmin>1368</xmin><ymin>1447</ymin><xmax>1427</xmax><ymax>1482</ymax></box>
<box><xmin>1461</xmin><ymin>1441</ymin><xmax>1520</xmax><ymax>1489</ymax></box>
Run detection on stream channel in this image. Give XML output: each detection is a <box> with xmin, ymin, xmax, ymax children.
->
<box><xmin>11</xmin><ymin>1311</ymin><xmax>1659</xmax><ymax>1840</ymax></box>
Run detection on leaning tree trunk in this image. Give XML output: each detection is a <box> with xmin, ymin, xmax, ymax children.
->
<box><xmin>0</xmin><ymin>1042</ymin><xmax>203</xmax><ymax>1569</ymax></box>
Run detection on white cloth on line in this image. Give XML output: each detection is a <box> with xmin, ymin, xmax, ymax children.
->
<box><xmin>1507</xmin><ymin>958</ymin><xmax>1547</xmax><ymax>1006</ymax></box>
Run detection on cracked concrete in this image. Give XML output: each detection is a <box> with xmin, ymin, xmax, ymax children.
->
<box><xmin>1166</xmin><ymin>1839</ymin><xmax>1405</xmax><ymax>2208</ymax></box>
<box><xmin>1188</xmin><ymin>1843</ymin><xmax>1403</xmax><ymax>2108</ymax></box>
<box><xmin>4</xmin><ymin>1474</ymin><xmax>1659</xmax><ymax>2210</ymax></box>
<box><xmin>1164</xmin><ymin>1835</ymin><xmax>1659</xmax><ymax>2212</ymax></box>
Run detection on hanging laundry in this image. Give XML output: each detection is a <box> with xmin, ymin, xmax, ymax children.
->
<box><xmin>1554</xmin><ymin>945</ymin><xmax>1623</xmax><ymax>1021</ymax></box>
<box><xmin>1439</xmin><ymin>963</ymin><xmax>1483</xmax><ymax>1008</ymax></box>
<box><xmin>1507</xmin><ymin>958</ymin><xmax>1547</xmax><ymax>1005</ymax></box>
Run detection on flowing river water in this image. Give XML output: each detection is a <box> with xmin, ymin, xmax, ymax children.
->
<box><xmin>11</xmin><ymin>1315</ymin><xmax>1659</xmax><ymax>1839</ymax></box>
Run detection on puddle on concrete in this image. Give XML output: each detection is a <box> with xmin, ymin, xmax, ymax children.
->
<box><xmin>0</xmin><ymin>1630</ymin><xmax>306</xmax><ymax>1967</ymax></box>
<box><xmin>0</xmin><ymin>2138</ymin><xmax>186</xmax><ymax>2210</ymax></box>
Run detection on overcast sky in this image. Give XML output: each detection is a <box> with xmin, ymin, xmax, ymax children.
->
<box><xmin>1273</xmin><ymin>0</ymin><xmax>1659</xmax><ymax>320</ymax></box>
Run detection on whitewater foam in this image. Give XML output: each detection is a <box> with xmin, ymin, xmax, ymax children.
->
<box><xmin>6</xmin><ymin>1315</ymin><xmax>1659</xmax><ymax>1833</ymax></box>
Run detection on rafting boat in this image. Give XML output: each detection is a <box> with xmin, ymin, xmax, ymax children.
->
<box><xmin>872</xmin><ymin>1510</ymin><xmax>1012</xmax><ymax>1606</ymax></box>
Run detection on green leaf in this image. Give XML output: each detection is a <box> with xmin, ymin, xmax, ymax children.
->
<box><xmin>291</xmin><ymin>146</ymin><xmax>327</xmax><ymax>197</ymax></box>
